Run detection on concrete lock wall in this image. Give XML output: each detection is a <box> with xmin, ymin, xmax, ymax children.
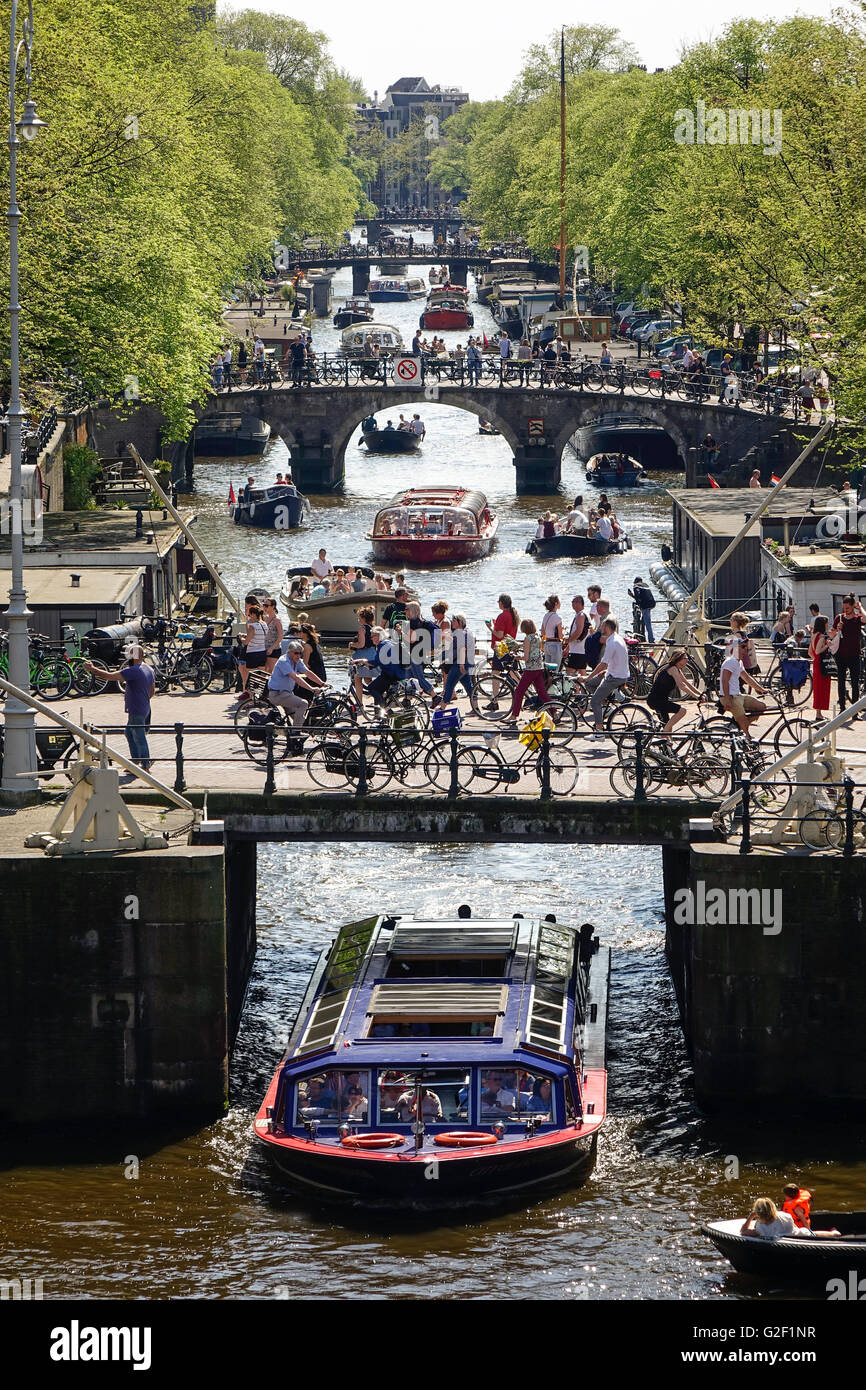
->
<box><xmin>0</xmin><ymin>844</ymin><xmax>229</xmax><ymax>1129</ymax></box>
<box><xmin>665</xmin><ymin>843</ymin><xmax>866</xmax><ymax>1113</ymax></box>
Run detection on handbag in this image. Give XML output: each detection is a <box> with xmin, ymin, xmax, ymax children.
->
<box><xmin>827</xmin><ymin>628</ymin><xmax>841</xmax><ymax>655</ymax></box>
<box><xmin>819</xmin><ymin>652</ymin><xmax>835</xmax><ymax>678</ymax></box>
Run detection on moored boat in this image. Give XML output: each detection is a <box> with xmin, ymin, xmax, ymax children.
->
<box><xmin>333</xmin><ymin>296</ymin><xmax>374</xmax><ymax>328</ymax></box>
<box><xmin>340</xmin><ymin>322</ymin><xmax>404</xmax><ymax>358</ymax></box>
<box><xmin>280</xmin><ymin>566</ymin><xmax>417</xmax><ymax>639</ymax></box>
<box><xmin>254</xmin><ymin>913</ymin><xmax>609</xmax><ymax>1206</ymax></box>
<box><xmin>195</xmin><ymin>413</ymin><xmax>271</xmax><ymax>457</ymax></box>
<box><xmin>585</xmin><ymin>453</ymin><xmax>645</xmax><ymax>487</ymax></box>
<box><xmin>420</xmin><ymin>285</ymin><xmax>474</xmax><ymax>331</ymax></box>
<box><xmin>230</xmin><ymin>482</ymin><xmax>308</xmax><ymax>529</ymax></box>
<box><xmin>367</xmin><ymin>486</ymin><xmax>498</xmax><ymax>565</ymax></box>
<box><xmin>701</xmin><ymin>1215</ymin><xmax>866</xmax><ymax>1279</ymax></box>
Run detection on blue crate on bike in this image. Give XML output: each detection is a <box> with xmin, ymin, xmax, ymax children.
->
<box><xmin>432</xmin><ymin>706</ymin><xmax>462</xmax><ymax>734</ymax></box>
<box><xmin>781</xmin><ymin>657</ymin><xmax>810</xmax><ymax>689</ymax></box>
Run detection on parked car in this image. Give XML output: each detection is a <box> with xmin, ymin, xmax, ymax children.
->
<box><xmin>634</xmin><ymin>318</ymin><xmax>676</xmax><ymax>343</ymax></box>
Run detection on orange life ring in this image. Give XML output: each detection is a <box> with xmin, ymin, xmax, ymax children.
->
<box><xmin>340</xmin><ymin>1132</ymin><xmax>404</xmax><ymax>1149</ymax></box>
<box><xmin>434</xmin><ymin>1131</ymin><xmax>499</xmax><ymax>1148</ymax></box>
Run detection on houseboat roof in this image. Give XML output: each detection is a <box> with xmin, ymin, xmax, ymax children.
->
<box><xmin>383</xmin><ymin>486</ymin><xmax>488</xmax><ymax>513</ymax></box>
<box><xmin>668</xmin><ymin>487</ymin><xmax>842</xmax><ymax>539</ymax></box>
<box><xmin>282</xmin><ymin>914</ymin><xmax>585</xmax><ymax>1076</ymax></box>
<box><xmin>0</xmin><ymin>509</ymin><xmax>191</xmax><ymax>563</ymax></box>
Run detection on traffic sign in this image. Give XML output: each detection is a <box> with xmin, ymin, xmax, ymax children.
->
<box><xmin>395</xmin><ymin>356</ymin><xmax>420</xmax><ymax>384</ymax></box>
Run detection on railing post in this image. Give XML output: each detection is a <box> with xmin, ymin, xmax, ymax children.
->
<box><xmin>539</xmin><ymin>727</ymin><xmax>552</xmax><ymax>800</ymax></box>
<box><xmin>355</xmin><ymin>728</ymin><xmax>369</xmax><ymax>797</ymax></box>
<box><xmin>739</xmin><ymin>776</ymin><xmax>752</xmax><ymax>854</ymax></box>
<box><xmin>264</xmin><ymin>725</ymin><xmax>276</xmax><ymax>796</ymax></box>
<box><xmin>499</xmin><ymin>356</ymin><xmax>504</xmax><ymax>388</ymax></box>
<box><xmin>844</xmin><ymin>774</ymin><xmax>855</xmax><ymax>857</ymax></box>
<box><xmin>730</xmin><ymin>741</ymin><xmax>742</xmax><ymax>793</ymax></box>
<box><xmin>344</xmin><ymin>355</ymin><xmax>349</xmax><ymax>388</ymax></box>
<box><xmin>539</xmin><ymin>360</ymin><xmax>545</xmax><ymax>389</ymax></box>
<box><xmin>173</xmin><ymin>721</ymin><xmax>186</xmax><ymax>793</ymax></box>
<box><xmin>633</xmin><ymin>729</ymin><xmax>646</xmax><ymax>804</ymax></box>
<box><xmin>448</xmin><ymin>729</ymin><xmax>459</xmax><ymax>799</ymax></box>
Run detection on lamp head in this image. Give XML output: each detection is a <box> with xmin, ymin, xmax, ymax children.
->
<box><xmin>18</xmin><ymin>100</ymin><xmax>48</xmax><ymax>142</ymax></box>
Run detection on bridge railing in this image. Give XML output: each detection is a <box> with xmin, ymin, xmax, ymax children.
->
<box><xmin>714</xmin><ymin>774</ymin><xmax>866</xmax><ymax>855</ymax></box>
<box><xmin>214</xmin><ymin>355</ymin><xmax>810</xmax><ymax>418</ymax></box>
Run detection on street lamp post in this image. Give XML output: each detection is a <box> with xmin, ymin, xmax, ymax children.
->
<box><xmin>3</xmin><ymin>0</ymin><xmax>47</xmax><ymax>794</ymax></box>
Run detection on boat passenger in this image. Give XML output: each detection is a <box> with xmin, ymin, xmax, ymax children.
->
<box><xmin>298</xmin><ymin>1076</ymin><xmax>338</xmax><ymax>1118</ymax></box>
<box><xmin>383</xmin><ymin>419</ymin><xmax>395</xmax><ymax>431</ymax></box>
<box><xmin>781</xmin><ymin>1184</ymin><xmax>813</xmax><ymax>1228</ymax></box>
<box><xmin>739</xmin><ymin>1198</ymin><xmax>838</xmax><ymax>1239</ymax></box>
<box><xmin>311</xmin><ymin>548</ymin><xmax>333</xmax><ymax>580</ymax></box>
<box><xmin>394</xmin><ymin>1089</ymin><xmax>443</xmax><ymax>1122</ymax></box>
<box><xmin>309</xmin><ymin>579</ymin><xmax>328</xmax><ymax>600</ymax></box>
<box><xmin>332</xmin><ymin>568</ymin><xmax>351</xmax><ymax>595</ymax></box>
<box><xmin>362</xmin><ymin>413</ymin><xmax>377</xmax><ymax>433</ymax></box>
<box><xmin>343</xmin><ymin>1087</ymin><xmax>368</xmax><ymax>1121</ymax></box>
<box><xmin>480</xmin><ymin>1072</ymin><xmax>517</xmax><ymax>1115</ymax></box>
<box><xmin>525</xmin><ymin>1078</ymin><xmax>553</xmax><ymax>1114</ymax></box>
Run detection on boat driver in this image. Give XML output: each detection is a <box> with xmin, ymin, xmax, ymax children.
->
<box><xmin>394</xmin><ymin>1088</ymin><xmax>443</xmax><ymax>1122</ymax></box>
<box><xmin>480</xmin><ymin>1072</ymin><xmax>517</xmax><ymax>1115</ymax></box>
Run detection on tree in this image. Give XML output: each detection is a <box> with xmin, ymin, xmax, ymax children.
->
<box><xmin>511</xmin><ymin>25</ymin><xmax>641</xmax><ymax>101</ymax></box>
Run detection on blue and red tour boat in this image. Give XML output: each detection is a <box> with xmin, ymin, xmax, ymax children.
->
<box><xmin>254</xmin><ymin>913</ymin><xmax>609</xmax><ymax>1205</ymax></box>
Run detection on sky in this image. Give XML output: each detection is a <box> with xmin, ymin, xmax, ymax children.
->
<box><xmin>239</xmin><ymin>0</ymin><xmax>849</xmax><ymax>101</ymax></box>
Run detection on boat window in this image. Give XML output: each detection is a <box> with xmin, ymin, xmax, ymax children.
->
<box><xmin>385</xmin><ymin>956</ymin><xmax>508</xmax><ymax>979</ymax></box>
<box><xmin>478</xmin><ymin>1069</ymin><xmax>520</xmax><ymax>1119</ymax></box>
<box><xmin>376</xmin><ymin>1069</ymin><xmax>470</xmax><ymax>1125</ymax></box>
<box><xmin>515</xmin><ymin>1070</ymin><xmax>556</xmax><ymax>1122</ymax></box>
<box><xmin>368</xmin><ymin>1017</ymin><xmax>497</xmax><ymax>1038</ymax></box>
<box><xmin>295</xmin><ymin>1069</ymin><xmax>371</xmax><ymax>1125</ymax></box>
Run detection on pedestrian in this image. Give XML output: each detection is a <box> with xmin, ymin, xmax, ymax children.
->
<box><xmin>440</xmin><ymin>614</ymin><xmax>474</xmax><ymax>704</ymax></box>
<box><xmin>503</xmin><ymin>619</ymin><xmax>550</xmax><ymax>723</ymax></box>
<box><xmin>540</xmin><ymin>595</ymin><xmax>563</xmax><ymax>669</ymax></box>
<box><xmin>83</xmin><ymin>643</ymin><xmax>155</xmax><ymax>775</ymax></box>
<box><xmin>262</xmin><ymin>597</ymin><xmax>284</xmax><ymax>675</ymax></box>
<box><xmin>565</xmin><ymin>596</ymin><xmax>591</xmax><ymax>672</ymax></box>
<box><xmin>211</xmin><ymin>355</ymin><xmax>224</xmax><ymax>391</ymax></box>
<box><xmin>628</xmin><ymin>576</ymin><xmax>657</xmax><ymax>642</ymax></box>
<box><xmin>809</xmin><ymin>614</ymin><xmax>831</xmax><ymax>721</ymax></box>
<box><xmin>236</xmin><ymin>603</ymin><xmax>270</xmax><ymax>699</ymax></box>
<box><xmin>517</xmin><ymin>337</ymin><xmax>531</xmax><ymax>385</ymax></box>
<box><xmin>466</xmin><ymin>336</ymin><xmax>482</xmax><ymax>385</ymax></box>
<box><xmin>749</xmin><ymin>469</ymin><xmax>762</xmax><ymax>488</ymax></box>
<box><xmin>646</xmin><ymin>650</ymin><xmax>701</xmax><ymax>737</ymax></box>
<box><xmin>830</xmin><ymin>593</ymin><xmax>865</xmax><ymax>713</ymax></box>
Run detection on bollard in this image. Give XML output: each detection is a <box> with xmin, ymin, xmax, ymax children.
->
<box><xmin>173</xmin><ymin>721</ymin><xmax>186</xmax><ymax>793</ymax></box>
<box><xmin>355</xmin><ymin>728</ymin><xmax>369</xmax><ymax>798</ymax></box>
<box><xmin>264</xmin><ymin>725</ymin><xmax>276</xmax><ymax>796</ymax></box>
<box><xmin>539</xmin><ymin>727</ymin><xmax>552</xmax><ymax>800</ymax></box>
<box><xmin>739</xmin><ymin>776</ymin><xmax>752</xmax><ymax>854</ymax></box>
<box><xmin>844</xmin><ymin>774</ymin><xmax>855</xmax><ymax>857</ymax></box>
<box><xmin>633</xmin><ymin>729</ymin><xmax>647</xmax><ymax>803</ymax></box>
<box><xmin>448</xmin><ymin>729</ymin><xmax>459</xmax><ymax>799</ymax></box>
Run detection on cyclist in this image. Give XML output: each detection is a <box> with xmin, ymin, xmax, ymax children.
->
<box><xmin>646</xmin><ymin>650</ymin><xmax>701</xmax><ymax>738</ymax></box>
<box><xmin>720</xmin><ymin>637</ymin><xmax>768</xmax><ymax>739</ymax></box>
<box><xmin>267</xmin><ymin>640</ymin><xmax>325</xmax><ymax>728</ymax></box>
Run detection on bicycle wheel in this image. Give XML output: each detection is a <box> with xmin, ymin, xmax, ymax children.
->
<box><xmin>686</xmin><ymin>751</ymin><xmax>730</xmax><ymax>801</ymax></box>
<box><xmin>470</xmin><ymin>671</ymin><xmax>515</xmax><ymax>721</ymax></box>
<box><xmin>581</xmin><ymin>365</ymin><xmax>604</xmax><ymax>392</ymax></box>
<box><xmin>625</xmin><ymin>655</ymin><xmax>657</xmax><ymax>698</ymax></box>
<box><xmin>306</xmin><ymin>736</ymin><xmax>352</xmax><ymax>790</ymax></box>
<box><xmin>627</xmin><ymin>370</ymin><xmax>650</xmax><ymax>395</ymax></box>
<box><xmin>340</xmin><ymin>738</ymin><xmax>394</xmax><ymax>792</ymax></box>
<box><xmin>799</xmin><ymin>809</ymin><xmax>844</xmax><ymax>849</ymax></box>
<box><xmin>424</xmin><ymin>741</ymin><xmax>505</xmax><ymax>794</ymax></box>
<box><xmin>385</xmin><ymin>690</ymin><xmax>431</xmax><ymax>731</ymax></box>
<box><xmin>766</xmin><ymin>666</ymin><xmax>813</xmax><ymax>708</ymax></box>
<box><xmin>605</xmin><ymin>701</ymin><xmax>654</xmax><ymax>734</ymax></box>
<box><xmin>773</xmin><ymin>712</ymin><xmax>812</xmax><ymax>757</ymax></box>
<box><xmin>538</xmin><ymin>744</ymin><xmax>579</xmax><ymax>795</ymax></box>
<box><xmin>34</xmin><ymin>658</ymin><xmax>73</xmax><ymax>701</ymax></box>
<box><xmin>177</xmin><ymin>655</ymin><xmax>214</xmax><ymax>693</ymax></box>
<box><xmin>544</xmin><ymin>700</ymin><xmax>579</xmax><ymax>741</ymax></box>
<box><xmin>238</xmin><ymin>714</ymin><xmax>290</xmax><ymax>764</ymax></box>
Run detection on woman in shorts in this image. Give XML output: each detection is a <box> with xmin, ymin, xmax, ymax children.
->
<box><xmin>646</xmin><ymin>650</ymin><xmax>701</xmax><ymax>736</ymax></box>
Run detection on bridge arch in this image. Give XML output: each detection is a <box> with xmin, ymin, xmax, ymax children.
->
<box><xmin>550</xmin><ymin>399</ymin><xmax>693</xmax><ymax>471</ymax></box>
<box><xmin>327</xmin><ymin>391</ymin><xmax>522</xmax><ymax>469</ymax></box>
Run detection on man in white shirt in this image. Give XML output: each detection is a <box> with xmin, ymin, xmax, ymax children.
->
<box><xmin>410</xmin><ymin>413</ymin><xmax>425</xmax><ymax>438</ymax></box>
<box><xmin>720</xmin><ymin>639</ymin><xmax>767</xmax><ymax>738</ymax></box>
<box><xmin>579</xmin><ymin>617</ymin><xmax>631</xmax><ymax>734</ymax></box>
<box><xmin>310</xmin><ymin>548</ymin><xmax>333</xmax><ymax>580</ymax></box>
<box><xmin>681</xmin><ymin>345</ymin><xmax>695</xmax><ymax>371</ymax></box>
<box><xmin>498</xmin><ymin>332</ymin><xmax>511</xmax><ymax>360</ymax></box>
<box><xmin>587</xmin><ymin>584</ymin><xmax>601</xmax><ymax>630</ymax></box>
<box><xmin>595</xmin><ymin>512</ymin><xmax>614</xmax><ymax>541</ymax></box>
<box><xmin>563</xmin><ymin>496</ymin><xmax>589</xmax><ymax>532</ymax></box>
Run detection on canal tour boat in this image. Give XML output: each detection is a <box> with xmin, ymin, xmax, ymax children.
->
<box><xmin>340</xmin><ymin>322</ymin><xmax>405</xmax><ymax>358</ymax></box>
<box><xmin>585</xmin><ymin>453</ymin><xmax>645</xmax><ymax>487</ymax></box>
<box><xmin>229</xmin><ymin>481</ymin><xmax>308</xmax><ymax>529</ymax></box>
<box><xmin>254</xmin><ymin>913</ymin><xmax>610</xmax><ymax>1205</ymax></box>
<box><xmin>367</xmin><ymin>486</ymin><xmax>499</xmax><ymax>565</ymax></box>
<box><xmin>280</xmin><ymin>566</ymin><xmax>419</xmax><ymax>640</ymax></box>
<box><xmin>701</xmin><ymin>1215</ymin><xmax>866</xmax><ymax>1280</ymax></box>
<box><xmin>333</xmin><ymin>296</ymin><xmax>374</xmax><ymax>328</ymax></box>
<box><xmin>419</xmin><ymin>285</ymin><xmax>474</xmax><ymax>332</ymax></box>
<box><xmin>368</xmin><ymin>276</ymin><xmax>427</xmax><ymax>302</ymax></box>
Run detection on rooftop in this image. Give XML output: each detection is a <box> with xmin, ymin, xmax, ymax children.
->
<box><xmin>0</xmin><ymin>509</ymin><xmax>190</xmax><ymax>561</ymax></box>
<box><xmin>670</xmin><ymin>487</ymin><xmax>844</xmax><ymax>538</ymax></box>
<box><xmin>15</xmin><ymin>565</ymin><xmax>144</xmax><ymax>607</ymax></box>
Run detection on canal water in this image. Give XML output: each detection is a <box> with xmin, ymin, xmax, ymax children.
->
<box><xmin>3</xmin><ymin>257</ymin><xmax>864</xmax><ymax>1302</ymax></box>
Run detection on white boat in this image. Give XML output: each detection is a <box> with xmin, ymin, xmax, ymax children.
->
<box><xmin>279</xmin><ymin>566</ymin><xmax>418</xmax><ymax>641</ymax></box>
<box><xmin>340</xmin><ymin>322</ymin><xmax>405</xmax><ymax>357</ymax></box>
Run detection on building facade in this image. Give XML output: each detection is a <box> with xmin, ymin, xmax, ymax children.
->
<box><xmin>354</xmin><ymin>76</ymin><xmax>469</xmax><ymax>208</ymax></box>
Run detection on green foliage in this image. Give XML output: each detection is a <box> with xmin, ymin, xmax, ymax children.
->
<box><xmin>0</xmin><ymin>2</ymin><xmax>361</xmax><ymax>441</ymax></box>
<box><xmin>63</xmin><ymin>444</ymin><xmax>100</xmax><ymax>510</ymax></box>
<box><xmin>509</xmin><ymin>24</ymin><xmax>642</xmax><ymax>102</ymax></box>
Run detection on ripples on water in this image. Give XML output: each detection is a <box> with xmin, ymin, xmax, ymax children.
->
<box><xmin>2</xmin><ymin>262</ymin><xmax>864</xmax><ymax>1301</ymax></box>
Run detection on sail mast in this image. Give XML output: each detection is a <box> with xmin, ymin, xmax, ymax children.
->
<box><xmin>559</xmin><ymin>26</ymin><xmax>566</xmax><ymax>301</ymax></box>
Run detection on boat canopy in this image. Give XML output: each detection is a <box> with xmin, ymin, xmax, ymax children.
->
<box><xmin>341</xmin><ymin>322</ymin><xmax>404</xmax><ymax>351</ymax></box>
<box><xmin>388</xmin><ymin>487</ymin><xmax>489</xmax><ymax>515</ymax></box>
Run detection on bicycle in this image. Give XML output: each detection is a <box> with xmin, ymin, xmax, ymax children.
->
<box><xmin>436</xmin><ymin>725</ymin><xmax>581</xmax><ymax>797</ymax></box>
<box><xmin>0</xmin><ymin>633</ymin><xmax>73</xmax><ymax>700</ymax></box>
<box><xmin>234</xmin><ymin>678</ymin><xmax>357</xmax><ymax>762</ymax></box>
<box><xmin>470</xmin><ymin>653</ymin><xmax>579</xmax><ymax>737</ymax></box>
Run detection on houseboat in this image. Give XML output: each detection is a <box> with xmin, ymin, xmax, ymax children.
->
<box><xmin>254</xmin><ymin>913</ymin><xmax>609</xmax><ymax>1205</ymax></box>
<box><xmin>229</xmin><ymin>481</ymin><xmax>308</xmax><ymax>529</ymax></box>
<box><xmin>475</xmin><ymin>258</ymin><xmax>532</xmax><ymax>305</ymax></box>
<box><xmin>367</xmin><ymin>276</ymin><xmax>426</xmax><ymax>302</ymax></box>
<box><xmin>367</xmin><ymin>486</ymin><xmax>499</xmax><ymax>565</ymax></box>
<box><xmin>420</xmin><ymin>285</ymin><xmax>474</xmax><ymax>332</ymax></box>
<box><xmin>195</xmin><ymin>414</ymin><xmax>271</xmax><ymax>457</ymax></box>
<box><xmin>280</xmin><ymin>567</ymin><xmax>418</xmax><ymax>640</ymax></box>
<box><xmin>333</xmin><ymin>296</ymin><xmax>374</xmax><ymax>329</ymax></box>
<box><xmin>585</xmin><ymin>453</ymin><xmax>645</xmax><ymax>487</ymax></box>
<box><xmin>340</xmin><ymin>323</ymin><xmax>404</xmax><ymax>358</ymax></box>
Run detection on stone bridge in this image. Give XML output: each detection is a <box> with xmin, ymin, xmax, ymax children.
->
<box><xmin>289</xmin><ymin>245</ymin><xmax>555</xmax><ymax>292</ymax></box>
<box><xmin>197</xmin><ymin>381</ymin><xmax>817</xmax><ymax>493</ymax></box>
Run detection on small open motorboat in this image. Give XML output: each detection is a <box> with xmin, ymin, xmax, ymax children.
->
<box><xmin>478</xmin><ymin>419</ymin><xmax>500</xmax><ymax>436</ymax></box>
<box><xmin>360</xmin><ymin>421</ymin><xmax>421</xmax><ymax>454</ymax></box>
<box><xmin>230</xmin><ymin>483</ymin><xmax>308</xmax><ymax>529</ymax></box>
<box><xmin>585</xmin><ymin>453</ymin><xmax>645</xmax><ymax>487</ymax></box>
<box><xmin>526</xmin><ymin>529</ymin><xmax>630</xmax><ymax>558</ymax></box>
<box><xmin>333</xmin><ymin>296</ymin><xmax>374</xmax><ymax>328</ymax></box>
<box><xmin>701</xmin><ymin>1215</ymin><xmax>866</xmax><ymax>1280</ymax></box>
<box><xmin>368</xmin><ymin>486</ymin><xmax>498</xmax><ymax>565</ymax></box>
<box><xmin>254</xmin><ymin>913</ymin><xmax>609</xmax><ymax>1206</ymax></box>
<box><xmin>279</xmin><ymin>565</ymin><xmax>418</xmax><ymax>640</ymax></box>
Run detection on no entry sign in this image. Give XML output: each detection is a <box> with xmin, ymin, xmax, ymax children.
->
<box><xmin>395</xmin><ymin>356</ymin><xmax>420</xmax><ymax>384</ymax></box>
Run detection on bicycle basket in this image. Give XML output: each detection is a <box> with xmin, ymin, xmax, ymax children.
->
<box><xmin>245</xmin><ymin>708</ymin><xmax>278</xmax><ymax>742</ymax></box>
<box><xmin>389</xmin><ymin>708</ymin><xmax>421</xmax><ymax>746</ymax></box>
<box><xmin>518</xmin><ymin>710</ymin><xmax>554</xmax><ymax>750</ymax></box>
<box><xmin>780</xmin><ymin>657</ymin><xmax>809</xmax><ymax>689</ymax></box>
